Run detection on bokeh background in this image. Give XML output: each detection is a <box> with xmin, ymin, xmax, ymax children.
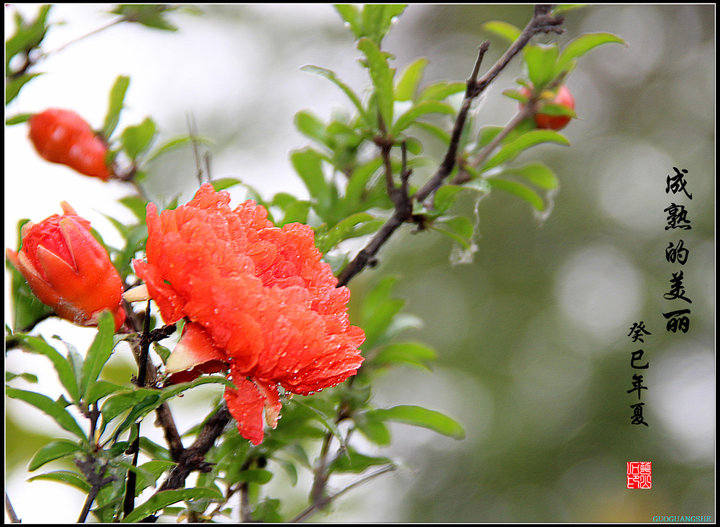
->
<box><xmin>4</xmin><ymin>4</ymin><xmax>715</xmax><ymax>523</ymax></box>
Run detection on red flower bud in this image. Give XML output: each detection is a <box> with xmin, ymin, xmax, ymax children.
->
<box><xmin>132</xmin><ymin>184</ymin><xmax>365</xmax><ymax>444</ymax></box>
<box><xmin>28</xmin><ymin>108</ymin><xmax>112</xmax><ymax>181</ymax></box>
<box><xmin>520</xmin><ymin>84</ymin><xmax>575</xmax><ymax>131</ymax></box>
<box><xmin>6</xmin><ymin>202</ymin><xmax>126</xmax><ymax>329</ymax></box>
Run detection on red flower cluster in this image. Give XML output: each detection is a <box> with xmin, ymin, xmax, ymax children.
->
<box><xmin>6</xmin><ymin>203</ymin><xmax>126</xmax><ymax>329</ymax></box>
<box><xmin>133</xmin><ymin>184</ymin><xmax>365</xmax><ymax>444</ymax></box>
<box><xmin>28</xmin><ymin>108</ymin><xmax>112</xmax><ymax>181</ymax></box>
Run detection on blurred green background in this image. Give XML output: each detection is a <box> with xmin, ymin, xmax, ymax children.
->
<box><xmin>5</xmin><ymin>4</ymin><xmax>714</xmax><ymax>523</ymax></box>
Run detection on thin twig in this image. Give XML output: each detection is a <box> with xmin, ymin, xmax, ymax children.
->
<box><xmin>291</xmin><ymin>465</ymin><xmax>397</xmax><ymax>523</ymax></box>
<box><xmin>5</xmin><ymin>492</ymin><xmax>20</xmax><ymax>524</ymax></box>
<box><xmin>122</xmin><ymin>301</ymin><xmax>153</xmax><ymax>518</ymax></box>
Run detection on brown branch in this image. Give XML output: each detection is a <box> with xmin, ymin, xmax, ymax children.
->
<box><xmin>336</xmin><ymin>5</ymin><xmax>564</xmax><ymax>288</ymax></box>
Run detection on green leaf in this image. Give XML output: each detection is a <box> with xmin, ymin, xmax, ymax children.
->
<box><xmin>27</xmin><ymin>470</ymin><xmax>91</xmax><ymax>492</ymax></box>
<box><xmin>315</xmin><ymin>212</ymin><xmax>382</xmax><ymax>253</ymax></box>
<box><xmin>6</xmin><ymin>387</ymin><xmax>87</xmax><ymax>441</ymax></box>
<box><xmin>101</xmin><ymin>75</ymin><xmax>130</xmax><ymax>140</ymax></box>
<box><xmin>373</xmin><ymin>341</ymin><xmax>437</xmax><ymax>371</ymax></box>
<box><xmin>294</xmin><ymin>110</ymin><xmax>327</xmax><ymax>145</ymax></box>
<box><xmin>360</xmin><ymin>4</ymin><xmax>406</xmax><ymax>45</ymax></box>
<box><xmin>6</xmin><ymin>73</ymin><xmax>42</xmax><ymax>105</ymax></box>
<box><xmin>392</xmin><ymin>100</ymin><xmax>455</xmax><ymax>135</ymax></box>
<box><xmin>291</xmin><ymin>398</ymin><xmax>346</xmax><ymax>450</ymax></box>
<box><xmin>395</xmin><ymin>57</ymin><xmax>428</xmax><ymax>102</ymax></box>
<box><xmin>370</xmin><ymin>405</ymin><xmax>465</xmax><ymax>439</ymax></box>
<box><xmin>503</xmin><ymin>162</ymin><xmax>559</xmax><ymax>190</ymax></box>
<box><xmin>5</xmin><ymin>5</ymin><xmax>51</xmax><ymax>72</ymax></box>
<box><xmin>252</xmin><ymin>498</ymin><xmax>283</xmax><ymax>523</ymax></box>
<box><xmin>482</xmin><ymin>20</ymin><xmax>522</xmax><ymax>43</ymax></box>
<box><xmin>487</xmin><ymin>177</ymin><xmax>546</xmax><ymax>211</ymax></box>
<box><xmin>234</xmin><ymin>469</ymin><xmax>273</xmax><ymax>484</ymax></box>
<box><xmin>81</xmin><ymin>311</ymin><xmax>117</xmax><ymax>400</ymax></box>
<box><xmin>334</xmin><ymin>5</ymin><xmax>363</xmax><ymax>38</ymax></box>
<box><xmin>555</xmin><ymin>32</ymin><xmax>627</xmax><ymax>75</ymax></box>
<box><xmin>85</xmin><ymin>380</ymin><xmax>126</xmax><ymax>405</ymax></box>
<box><xmin>210</xmin><ymin>177</ymin><xmax>242</xmax><ymax>191</ymax></box>
<box><xmin>329</xmin><ymin>448</ymin><xmax>393</xmax><ymax>474</ymax></box>
<box><xmin>523</xmin><ymin>44</ymin><xmax>559</xmax><ymax>90</ymax></box>
<box><xmin>418</xmin><ymin>81</ymin><xmax>466</xmax><ymax>102</ymax></box>
<box><xmin>29</xmin><ymin>439</ymin><xmax>83</xmax><ymax>471</ymax></box>
<box><xmin>111</xmin><ymin>5</ymin><xmax>179</xmax><ymax>31</ymax></box>
<box><xmin>122</xmin><ymin>487</ymin><xmax>224</xmax><ymax>523</ymax></box>
<box><xmin>121</xmin><ymin>117</ymin><xmax>157</xmax><ymax>159</ymax></box>
<box><xmin>117</xmin><ymin>195</ymin><xmax>148</xmax><ymax>222</ymax></box>
<box><xmin>481</xmin><ymin>129</ymin><xmax>569</xmax><ymax>171</ymax></box>
<box><xmin>434</xmin><ymin>216</ymin><xmax>474</xmax><ymax>249</ymax></box>
<box><xmin>343</xmin><ymin>157</ymin><xmax>383</xmax><ymax>209</ymax></box>
<box><xmin>361</xmin><ymin>277</ymin><xmax>405</xmax><ymax>351</ymax></box>
<box><xmin>5</xmin><ymin>112</ymin><xmax>33</xmax><ymax>126</ymax></box>
<box><xmin>6</xmin><ymin>371</ymin><xmax>38</xmax><ymax>383</ymax></box>
<box><xmin>358</xmin><ymin>38</ymin><xmax>394</xmax><ymax>130</ymax></box>
<box><xmin>301</xmin><ymin>65</ymin><xmax>369</xmax><ymax>124</ymax></box>
<box><xmin>146</xmin><ymin>134</ymin><xmax>211</xmax><ymax>163</ymax></box>
<box><xmin>134</xmin><ymin>460</ymin><xmax>177</xmax><ymax>495</ymax></box>
<box><xmin>354</xmin><ymin>412</ymin><xmax>392</xmax><ymax>446</ymax></box>
<box><xmin>13</xmin><ymin>335</ymin><xmax>80</xmax><ymax>403</ymax></box>
<box><xmin>290</xmin><ymin>148</ymin><xmax>331</xmax><ymax>212</ymax></box>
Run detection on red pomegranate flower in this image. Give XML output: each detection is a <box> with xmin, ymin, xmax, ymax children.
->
<box><xmin>132</xmin><ymin>184</ymin><xmax>365</xmax><ymax>444</ymax></box>
<box><xmin>6</xmin><ymin>202</ymin><xmax>126</xmax><ymax>329</ymax></box>
<box><xmin>28</xmin><ymin>108</ymin><xmax>112</xmax><ymax>181</ymax></box>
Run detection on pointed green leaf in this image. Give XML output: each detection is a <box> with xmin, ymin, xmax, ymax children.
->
<box><xmin>373</xmin><ymin>341</ymin><xmax>437</xmax><ymax>371</ymax></box>
<box><xmin>555</xmin><ymin>32</ymin><xmax>627</xmax><ymax>75</ymax></box>
<box><xmin>392</xmin><ymin>100</ymin><xmax>455</xmax><ymax>135</ymax></box>
<box><xmin>121</xmin><ymin>117</ymin><xmax>157</xmax><ymax>159</ymax></box>
<box><xmin>482</xmin><ymin>20</ymin><xmax>522</xmax><ymax>43</ymax></box>
<box><xmin>29</xmin><ymin>439</ymin><xmax>83</xmax><ymax>471</ymax></box>
<box><xmin>85</xmin><ymin>380</ymin><xmax>126</xmax><ymax>405</ymax></box>
<box><xmin>13</xmin><ymin>335</ymin><xmax>80</xmax><ymax>403</ymax></box>
<box><xmin>294</xmin><ymin>110</ymin><xmax>327</xmax><ymax>145</ymax></box>
<box><xmin>27</xmin><ymin>470</ymin><xmax>91</xmax><ymax>492</ymax></box>
<box><xmin>117</xmin><ymin>195</ymin><xmax>149</xmax><ymax>222</ymax></box>
<box><xmin>146</xmin><ymin>134</ymin><xmax>212</xmax><ymax>163</ymax></box>
<box><xmin>358</xmin><ymin>38</ymin><xmax>394</xmax><ymax>130</ymax></box>
<box><xmin>290</xmin><ymin>148</ymin><xmax>331</xmax><ymax>212</ymax></box>
<box><xmin>354</xmin><ymin>412</ymin><xmax>392</xmax><ymax>445</ymax></box>
<box><xmin>301</xmin><ymin>65</ymin><xmax>369</xmax><ymax>124</ymax></box>
<box><xmin>6</xmin><ymin>387</ymin><xmax>87</xmax><ymax>441</ymax></box>
<box><xmin>503</xmin><ymin>162</ymin><xmax>559</xmax><ymax>190</ymax></box>
<box><xmin>487</xmin><ymin>177</ymin><xmax>546</xmax><ymax>211</ymax></box>
<box><xmin>434</xmin><ymin>216</ymin><xmax>474</xmax><ymax>249</ymax></box>
<box><xmin>418</xmin><ymin>81</ymin><xmax>466</xmax><ymax>102</ymax></box>
<box><xmin>334</xmin><ymin>4</ymin><xmax>363</xmax><ymax>38</ymax></box>
<box><xmin>329</xmin><ymin>448</ymin><xmax>393</xmax><ymax>474</ymax></box>
<box><xmin>481</xmin><ymin>129</ymin><xmax>569</xmax><ymax>171</ymax></box>
<box><xmin>101</xmin><ymin>75</ymin><xmax>130</xmax><ymax>139</ymax></box>
<box><xmin>523</xmin><ymin>44</ymin><xmax>559</xmax><ymax>89</ymax></box>
<box><xmin>395</xmin><ymin>58</ymin><xmax>428</xmax><ymax>101</ymax></box>
<box><xmin>81</xmin><ymin>311</ymin><xmax>117</xmax><ymax>400</ymax></box>
<box><xmin>370</xmin><ymin>405</ymin><xmax>465</xmax><ymax>439</ymax></box>
<box><xmin>209</xmin><ymin>177</ymin><xmax>241</xmax><ymax>191</ymax></box>
<box><xmin>360</xmin><ymin>4</ymin><xmax>406</xmax><ymax>44</ymax></box>
<box><xmin>121</xmin><ymin>487</ymin><xmax>224</xmax><ymax>523</ymax></box>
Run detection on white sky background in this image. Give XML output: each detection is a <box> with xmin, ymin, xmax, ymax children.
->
<box><xmin>4</xmin><ymin>4</ymin><xmax>715</xmax><ymax>523</ymax></box>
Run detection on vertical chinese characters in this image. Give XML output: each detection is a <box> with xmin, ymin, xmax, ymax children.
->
<box><xmin>663</xmin><ymin>167</ymin><xmax>693</xmax><ymax>333</ymax></box>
